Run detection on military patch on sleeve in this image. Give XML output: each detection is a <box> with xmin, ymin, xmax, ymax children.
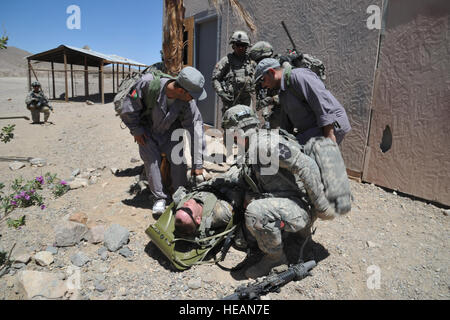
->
<box><xmin>130</xmin><ymin>89</ymin><xmax>138</xmax><ymax>99</ymax></box>
<box><xmin>278</xmin><ymin>143</ymin><xmax>292</xmax><ymax>160</ymax></box>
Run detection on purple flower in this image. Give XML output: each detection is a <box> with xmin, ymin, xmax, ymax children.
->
<box><xmin>40</xmin><ymin>204</ymin><xmax>46</xmax><ymax>210</ymax></box>
<box><xmin>60</xmin><ymin>180</ymin><xmax>67</xmax><ymax>185</ymax></box>
<box><xmin>24</xmin><ymin>195</ymin><xmax>30</xmax><ymax>201</ymax></box>
<box><xmin>14</xmin><ymin>194</ymin><xmax>21</xmax><ymax>199</ymax></box>
<box><xmin>36</xmin><ymin>176</ymin><xmax>44</xmax><ymax>184</ymax></box>
<box><xmin>10</xmin><ymin>200</ymin><xmax>17</xmax><ymax>206</ymax></box>
<box><xmin>30</xmin><ymin>189</ymin><xmax>35</xmax><ymax>194</ymax></box>
<box><xmin>20</xmin><ymin>191</ymin><xmax>26</xmax><ymax>197</ymax></box>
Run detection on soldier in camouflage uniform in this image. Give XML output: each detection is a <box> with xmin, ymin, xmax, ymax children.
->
<box><xmin>171</xmin><ymin>185</ymin><xmax>243</xmax><ymax>239</ymax></box>
<box><xmin>204</xmin><ymin>105</ymin><xmax>339</xmax><ymax>278</ymax></box>
<box><xmin>25</xmin><ymin>81</ymin><xmax>53</xmax><ymax>124</ymax></box>
<box><xmin>249</xmin><ymin>41</ymin><xmax>282</xmax><ymax>129</ymax></box>
<box><xmin>212</xmin><ymin>31</ymin><xmax>256</xmax><ymax>115</ymax></box>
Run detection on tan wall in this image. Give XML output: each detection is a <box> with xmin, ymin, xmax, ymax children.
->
<box><xmin>363</xmin><ymin>0</ymin><xmax>450</xmax><ymax>206</ymax></box>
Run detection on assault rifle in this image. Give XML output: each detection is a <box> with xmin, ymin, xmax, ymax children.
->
<box><xmin>223</xmin><ymin>259</ymin><xmax>316</xmax><ymax>300</ymax></box>
<box><xmin>280</xmin><ymin>21</ymin><xmax>304</xmax><ymax>67</ymax></box>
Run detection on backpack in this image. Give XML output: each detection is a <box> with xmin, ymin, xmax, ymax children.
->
<box><xmin>113</xmin><ymin>68</ymin><xmax>175</xmax><ymax>118</ymax></box>
<box><xmin>285</xmin><ymin>51</ymin><xmax>326</xmax><ymax>81</ymax></box>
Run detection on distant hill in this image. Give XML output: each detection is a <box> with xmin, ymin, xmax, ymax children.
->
<box><xmin>0</xmin><ymin>46</ymin><xmax>32</xmax><ymax>77</ymax></box>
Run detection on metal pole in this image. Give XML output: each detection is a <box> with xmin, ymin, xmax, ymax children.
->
<box><xmin>112</xmin><ymin>64</ymin><xmax>115</xmax><ymax>94</ymax></box>
<box><xmin>84</xmin><ymin>56</ymin><xmax>89</xmax><ymax>97</ymax></box>
<box><xmin>71</xmin><ymin>64</ymin><xmax>74</xmax><ymax>98</ymax></box>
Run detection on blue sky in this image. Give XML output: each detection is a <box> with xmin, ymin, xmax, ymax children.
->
<box><xmin>0</xmin><ymin>0</ymin><xmax>163</xmax><ymax>65</ymax></box>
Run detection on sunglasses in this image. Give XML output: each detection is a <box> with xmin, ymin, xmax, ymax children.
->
<box><xmin>235</xmin><ymin>43</ymin><xmax>248</xmax><ymax>48</ymax></box>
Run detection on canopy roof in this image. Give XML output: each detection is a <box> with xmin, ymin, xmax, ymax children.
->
<box><xmin>26</xmin><ymin>45</ymin><xmax>149</xmax><ymax>67</ymax></box>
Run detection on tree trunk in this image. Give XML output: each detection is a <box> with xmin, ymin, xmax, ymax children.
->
<box><xmin>163</xmin><ymin>0</ymin><xmax>185</xmax><ymax>76</ymax></box>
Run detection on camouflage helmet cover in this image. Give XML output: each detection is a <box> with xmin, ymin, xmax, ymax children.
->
<box><xmin>249</xmin><ymin>41</ymin><xmax>273</xmax><ymax>62</ymax></box>
<box><xmin>31</xmin><ymin>81</ymin><xmax>41</xmax><ymax>87</ymax></box>
<box><xmin>229</xmin><ymin>30</ymin><xmax>250</xmax><ymax>45</ymax></box>
<box><xmin>222</xmin><ymin>105</ymin><xmax>259</xmax><ymax>130</ymax></box>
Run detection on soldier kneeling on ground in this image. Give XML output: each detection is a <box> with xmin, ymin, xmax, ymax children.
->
<box><xmin>25</xmin><ymin>81</ymin><xmax>53</xmax><ymax>124</ymax></box>
<box><xmin>200</xmin><ymin>105</ymin><xmax>352</xmax><ymax>279</ymax></box>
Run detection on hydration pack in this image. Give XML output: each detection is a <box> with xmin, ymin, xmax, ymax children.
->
<box><xmin>113</xmin><ymin>67</ymin><xmax>175</xmax><ymax>118</ymax></box>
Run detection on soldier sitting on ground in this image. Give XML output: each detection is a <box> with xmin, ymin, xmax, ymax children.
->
<box><xmin>25</xmin><ymin>81</ymin><xmax>53</xmax><ymax>124</ymax></box>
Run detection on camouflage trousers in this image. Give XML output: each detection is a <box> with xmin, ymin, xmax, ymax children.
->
<box><xmin>27</xmin><ymin>104</ymin><xmax>50</xmax><ymax>123</ymax></box>
<box><xmin>245</xmin><ymin>197</ymin><xmax>312</xmax><ymax>255</ymax></box>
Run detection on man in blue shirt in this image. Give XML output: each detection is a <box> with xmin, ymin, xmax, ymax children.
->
<box><xmin>255</xmin><ymin>58</ymin><xmax>351</xmax><ymax>145</ymax></box>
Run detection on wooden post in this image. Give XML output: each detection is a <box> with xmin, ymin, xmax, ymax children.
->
<box><xmin>84</xmin><ymin>56</ymin><xmax>89</xmax><ymax>97</ymax></box>
<box><xmin>100</xmin><ymin>61</ymin><xmax>105</xmax><ymax>104</ymax></box>
<box><xmin>116</xmin><ymin>64</ymin><xmax>119</xmax><ymax>91</ymax></box>
<box><xmin>138</xmin><ymin>66</ymin><xmax>141</xmax><ymax>73</ymax></box>
<box><xmin>63</xmin><ymin>52</ymin><xmax>69</xmax><ymax>102</ymax></box>
<box><xmin>128</xmin><ymin>65</ymin><xmax>131</xmax><ymax>76</ymax></box>
<box><xmin>112</xmin><ymin>63</ymin><xmax>116</xmax><ymax>93</ymax></box>
<box><xmin>51</xmin><ymin>62</ymin><xmax>56</xmax><ymax>99</ymax></box>
<box><xmin>122</xmin><ymin>64</ymin><xmax>124</xmax><ymax>79</ymax></box>
<box><xmin>27</xmin><ymin>59</ymin><xmax>31</xmax><ymax>91</ymax></box>
<box><xmin>71</xmin><ymin>64</ymin><xmax>74</xmax><ymax>98</ymax></box>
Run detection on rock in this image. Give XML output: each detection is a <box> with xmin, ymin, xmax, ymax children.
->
<box><xmin>89</xmin><ymin>176</ymin><xmax>98</xmax><ymax>185</ymax></box>
<box><xmin>69</xmin><ymin>212</ymin><xmax>88</xmax><ymax>225</ymax></box>
<box><xmin>118</xmin><ymin>247</ymin><xmax>133</xmax><ymax>258</ymax></box>
<box><xmin>86</xmin><ymin>100</ymin><xmax>95</xmax><ymax>105</ymax></box>
<box><xmin>54</xmin><ymin>221</ymin><xmax>88</xmax><ymax>247</ymax></box>
<box><xmin>45</xmin><ymin>246</ymin><xmax>58</xmax><ymax>255</ymax></box>
<box><xmin>110</xmin><ymin>168</ymin><xmax>118</xmax><ymax>175</ymax></box>
<box><xmin>69</xmin><ymin>178</ymin><xmax>89</xmax><ymax>190</ymax></box>
<box><xmin>11</xmin><ymin>251</ymin><xmax>31</xmax><ymax>264</ymax></box>
<box><xmin>443</xmin><ymin>209</ymin><xmax>449</xmax><ymax>216</ymax></box>
<box><xmin>187</xmin><ymin>278</ymin><xmax>202</xmax><ymax>290</ymax></box>
<box><xmin>95</xmin><ymin>281</ymin><xmax>106</xmax><ymax>292</ymax></box>
<box><xmin>71</xmin><ymin>168</ymin><xmax>81</xmax><ymax>177</ymax></box>
<box><xmin>366</xmin><ymin>241</ymin><xmax>381</xmax><ymax>248</ymax></box>
<box><xmin>70</xmin><ymin>252</ymin><xmax>90</xmax><ymax>267</ymax></box>
<box><xmin>16</xmin><ymin>270</ymin><xmax>69</xmax><ymax>300</ymax></box>
<box><xmin>86</xmin><ymin>225</ymin><xmax>106</xmax><ymax>244</ymax></box>
<box><xmin>34</xmin><ymin>251</ymin><xmax>54</xmax><ymax>266</ymax></box>
<box><xmin>29</xmin><ymin>158</ymin><xmax>47</xmax><ymax>167</ymax></box>
<box><xmin>103</xmin><ymin>224</ymin><xmax>129</xmax><ymax>252</ymax></box>
<box><xmin>9</xmin><ymin>161</ymin><xmax>26</xmax><ymax>171</ymax></box>
<box><xmin>130</xmin><ymin>157</ymin><xmax>140</xmax><ymax>163</ymax></box>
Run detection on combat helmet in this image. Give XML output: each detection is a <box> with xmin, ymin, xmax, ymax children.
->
<box><xmin>229</xmin><ymin>30</ymin><xmax>250</xmax><ymax>46</ymax></box>
<box><xmin>222</xmin><ymin>105</ymin><xmax>259</xmax><ymax>130</ymax></box>
<box><xmin>249</xmin><ymin>41</ymin><xmax>273</xmax><ymax>62</ymax></box>
<box><xmin>31</xmin><ymin>81</ymin><xmax>41</xmax><ymax>87</ymax></box>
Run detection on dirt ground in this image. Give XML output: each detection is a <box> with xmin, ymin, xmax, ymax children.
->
<box><xmin>0</xmin><ymin>77</ymin><xmax>448</xmax><ymax>300</ymax></box>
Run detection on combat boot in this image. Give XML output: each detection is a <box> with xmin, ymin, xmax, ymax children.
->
<box><xmin>31</xmin><ymin>109</ymin><xmax>40</xmax><ymax>124</ymax></box>
<box><xmin>244</xmin><ymin>250</ymin><xmax>288</xmax><ymax>279</ymax></box>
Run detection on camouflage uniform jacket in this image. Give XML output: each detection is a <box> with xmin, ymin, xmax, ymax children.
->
<box><xmin>25</xmin><ymin>90</ymin><xmax>49</xmax><ymax>108</ymax></box>
<box><xmin>212</xmin><ymin>53</ymin><xmax>256</xmax><ymax>108</ymax></box>
<box><xmin>202</xmin><ymin>129</ymin><xmax>330</xmax><ymax>214</ymax></box>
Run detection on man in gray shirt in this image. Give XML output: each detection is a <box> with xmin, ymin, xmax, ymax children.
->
<box><xmin>255</xmin><ymin>58</ymin><xmax>351</xmax><ymax>145</ymax></box>
<box><xmin>120</xmin><ymin>67</ymin><xmax>207</xmax><ymax>214</ymax></box>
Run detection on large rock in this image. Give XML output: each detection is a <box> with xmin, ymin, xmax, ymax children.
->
<box><xmin>9</xmin><ymin>161</ymin><xmax>26</xmax><ymax>171</ymax></box>
<box><xmin>29</xmin><ymin>158</ymin><xmax>47</xmax><ymax>167</ymax></box>
<box><xmin>70</xmin><ymin>252</ymin><xmax>90</xmax><ymax>267</ymax></box>
<box><xmin>86</xmin><ymin>224</ymin><xmax>106</xmax><ymax>244</ymax></box>
<box><xmin>34</xmin><ymin>251</ymin><xmax>54</xmax><ymax>266</ymax></box>
<box><xmin>69</xmin><ymin>212</ymin><xmax>88</xmax><ymax>225</ymax></box>
<box><xmin>69</xmin><ymin>178</ymin><xmax>89</xmax><ymax>190</ymax></box>
<box><xmin>54</xmin><ymin>221</ymin><xmax>88</xmax><ymax>247</ymax></box>
<box><xmin>103</xmin><ymin>224</ymin><xmax>129</xmax><ymax>252</ymax></box>
<box><xmin>16</xmin><ymin>270</ymin><xmax>68</xmax><ymax>300</ymax></box>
